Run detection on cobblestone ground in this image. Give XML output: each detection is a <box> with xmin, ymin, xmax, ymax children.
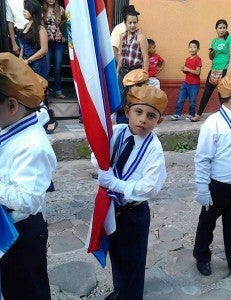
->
<box><xmin>46</xmin><ymin>151</ymin><xmax>231</xmax><ymax>300</ymax></box>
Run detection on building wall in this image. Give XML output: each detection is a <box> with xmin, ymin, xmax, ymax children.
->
<box><xmin>130</xmin><ymin>0</ymin><xmax>230</xmax><ymax>114</ymax></box>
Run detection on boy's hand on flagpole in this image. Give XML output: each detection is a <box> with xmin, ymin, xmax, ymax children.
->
<box><xmin>98</xmin><ymin>168</ymin><xmax>126</xmax><ymax>194</ymax></box>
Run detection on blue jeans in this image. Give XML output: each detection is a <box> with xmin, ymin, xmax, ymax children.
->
<box><xmin>175</xmin><ymin>82</ymin><xmax>200</xmax><ymax>116</ymax></box>
<box><xmin>46</xmin><ymin>41</ymin><xmax>66</xmax><ymax>95</ymax></box>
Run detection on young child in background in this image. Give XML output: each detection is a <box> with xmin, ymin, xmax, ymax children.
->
<box><xmin>95</xmin><ymin>69</ymin><xmax>168</xmax><ymax>300</ymax></box>
<box><xmin>0</xmin><ymin>52</ymin><xmax>57</xmax><ymax>299</ymax></box>
<box><xmin>171</xmin><ymin>40</ymin><xmax>202</xmax><ymax>121</ymax></box>
<box><xmin>193</xmin><ymin>73</ymin><xmax>231</xmax><ymax>276</ymax></box>
<box><xmin>147</xmin><ymin>38</ymin><xmax>165</xmax><ymax>89</ymax></box>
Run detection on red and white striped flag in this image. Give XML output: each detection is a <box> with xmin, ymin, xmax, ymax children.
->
<box><xmin>64</xmin><ymin>0</ymin><xmax>121</xmax><ymax>267</ymax></box>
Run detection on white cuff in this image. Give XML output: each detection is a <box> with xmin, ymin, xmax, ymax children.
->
<box><xmin>196</xmin><ymin>183</ymin><xmax>209</xmax><ymax>194</ymax></box>
<box><xmin>109</xmin><ymin>178</ymin><xmax>127</xmax><ymax>194</ymax></box>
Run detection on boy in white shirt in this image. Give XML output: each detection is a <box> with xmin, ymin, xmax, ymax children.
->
<box><xmin>193</xmin><ymin>73</ymin><xmax>231</xmax><ymax>276</ymax></box>
<box><xmin>96</xmin><ymin>69</ymin><xmax>168</xmax><ymax>299</ymax></box>
<box><xmin>0</xmin><ymin>52</ymin><xmax>57</xmax><ymax>299</ymax></box>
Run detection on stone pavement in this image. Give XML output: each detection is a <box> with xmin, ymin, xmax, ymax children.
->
<box><xmin>45</xmin><ymin>114</ymin><xmax>231</xmax><ymax>300</ymax></box>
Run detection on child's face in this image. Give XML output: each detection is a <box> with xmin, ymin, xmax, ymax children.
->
<box><xmin>125</xmin><ymin>104</ymin><xmax>161</xmax><ymax>136</ymax></box>
<box><xmin>188</xmin><ymin>43</ymin><xmax>199</xmax><ymax>56</ymax></box>
<box><xmin>148</xmin><ymin>44</ymin><xmax>156</xmax><ymax>55</ymax></box>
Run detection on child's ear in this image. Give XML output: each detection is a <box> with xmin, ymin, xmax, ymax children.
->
<box><xmin>157</xmin><ymin>117</ymin><xmax>163</xmax><ymax>124</ymax></box>
<box><xmin>8</xmin><ymin>97</ymin><xmax>19</xmax><ymax>114</ymax></box>
<box><xmin>124</xmin><ymin>105</ymin><xmax>130</xmax><ymax>117</ymax></box>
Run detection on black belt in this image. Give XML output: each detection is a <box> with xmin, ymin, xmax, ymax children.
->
<box><xmin>116</xmin><ymin>201</ymin><xmax>147</xmax><ymax>216</ymax></box>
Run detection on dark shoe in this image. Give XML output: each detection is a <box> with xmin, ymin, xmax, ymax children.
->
<box><xmin>196</xmin><ymin>260</ymin><xmax>211</xmax><ymax>276</ymax></box>
<box><xmin>104</xmin><ymin>291</ymin><xmax>120</xmax><ymax>299</ymax></box>
<box><xmin>45</xmin><ymin>120</ymin><xmax>58</xmax><ymax>134</ymax></box>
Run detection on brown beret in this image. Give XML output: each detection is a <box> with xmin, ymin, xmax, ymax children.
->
<box><xmin>123</xmin><ymin>69</ymin><xmax>149</xmax><ymax>86</ymax></box>
<box><xmin>217</xmin><ymin>73</ymin><xmax>231</xmax><ymax>98</ymax></box>
<box><xmin>127</xmin><ymin>84</ymin><xmax>168</xmax><ymax>115</ymax></box>
<box><xmin>0</xmin><ymin>52</ymin><xmax>48</xmax><ymax>108</ymax></box>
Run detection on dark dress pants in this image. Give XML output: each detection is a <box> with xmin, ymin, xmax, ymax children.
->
<box><xmin>193</xmin><ymin>179</ymin><xmax>231</xmax><ymax>264</ymax></box>
<box><xmin>108</xmin><ymin>201</ymin><xmax>150</xmax><ymax>300</ymax></box>
<box><xmin>0</xmin><ymin>213</ymin><xmax>51</xmax><ymax>300</ymax></box>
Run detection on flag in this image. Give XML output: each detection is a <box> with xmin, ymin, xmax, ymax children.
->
<box><xmin>64</xmin><ymin>0</ymin><xmax>121</xmax><ymax>267</ymax></box>
<box><xmin>0</xmin><ymin>206</ymin><xmax>18</xmax><ymax>258</ymax></box>
<box><xmin>0</xmin><ymin>205</ymin><xmax>19</xmax><ymax>296</ymax></box>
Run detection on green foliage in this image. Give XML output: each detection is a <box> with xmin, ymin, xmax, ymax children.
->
<box><xmin>175</xmin><ymin>141</ymin><xmax>192</xmax><ymax>153</ymax></box>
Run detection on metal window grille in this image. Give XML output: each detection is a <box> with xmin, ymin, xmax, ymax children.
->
<box><xmin>113</xmin><ymin>0</ymin><xmax>129</xmax><ymax>27</ymax></box>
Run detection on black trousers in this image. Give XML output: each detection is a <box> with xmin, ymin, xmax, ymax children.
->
<box><xmin>197</xmin><ymin>69</ymin><xmax>227</xmax><ymax>116</ymax></box>
<box><xmin>108</xmin><ymin>201</ymin><xmax>150</xmax><ymax>300</ymax></box>
<box><xmin>0</xmin><ymin>213</ymin><xmax>51</xmax><ymax>300</ymax></box>
<box><xmin>193</xmin><ymin>179</ymin><xmax>231</xmax><ymax>264</ymax></box>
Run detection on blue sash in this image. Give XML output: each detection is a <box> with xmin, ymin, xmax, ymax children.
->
<box><xmin>220</xmin><ymin>107</ymin><xmax>231</xmax><ymax>129</ymax></box>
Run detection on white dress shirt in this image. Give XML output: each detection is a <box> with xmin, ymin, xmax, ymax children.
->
<box><xmin>0</xmin><ymin>113</ymin><xmax>57</xmax><ymax>222</ymax></box>
<box><xmin>6</xmin><ymin>0</ymin><xmax>28</xmax><ymax>29</ymax></box>
<box><xmin>195</xmin><ymin>105</ymin><xmax>231</xmax><ymax>185</ymax></box>
<box><xmin>92</xmin><ymin>124</ymin><xmax>167</xmax><ymax>203</ymax></box>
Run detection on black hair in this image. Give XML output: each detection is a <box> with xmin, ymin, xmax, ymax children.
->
<box><xmin>123</xmin><ymin>11</ymin><xmax>139</xmax><ymax>23</ymax></box>
<box><xmin>147</xmin><ymin>39</ymin><xmax>155</xmax><ymax>46</ymax></box>
<box><xmin>0</xmin><ymin>92</ymin><xmax>8</xmax><ymax>104</ymax></box>
<box><xmin>189</xmin><ymin>39</ymin><xmax>200</xmax><ymax>48</ymax></box>
<box><xmin>121</xmin><ymin>5</ymin><xmax>140</xmax><ymax>17</ymax></box>
<box><xmin>215</xmin><ymin>19</ymin><xmax>229</xmax><ymax>40</ymax></box>
<box><xmin>23</xmin><ymin>0</ymin><xmax>42</xmax><ymax>49</ymax></box>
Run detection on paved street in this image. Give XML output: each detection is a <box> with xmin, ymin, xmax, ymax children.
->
<box><xmin>46</xmin><ymin>144</ymin><xmax>231</xmax><ymax>299</ymax></box>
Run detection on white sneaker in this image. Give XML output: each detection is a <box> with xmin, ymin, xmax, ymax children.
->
<box><xmin>171</xmin><ymin>114</ymin><xmax>181</xmax><ymax>121</ymax></box>
<box><xmin>185</xmin><ymin>115</ymin><xmax>193</xmax><ymax>121</ymax></box>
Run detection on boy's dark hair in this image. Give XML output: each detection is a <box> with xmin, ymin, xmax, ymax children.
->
<box><xmin>0</xmin><ymin>92</ymin><xmax>7</xmax><ymax>104</ymax></box>
<box><xmin>189</xmin><ymin>40</ymin><xmax>200</xmax><ymax>49</ymax></box>
<box><xmin>147</xmin><ymin>39</ymin><xmax>155</xmax><ymax>46</ymax></box>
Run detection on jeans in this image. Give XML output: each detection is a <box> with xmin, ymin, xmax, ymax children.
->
<box><xmin>46</xmin><ymin>41</ymin><xmax>66</xmax><ymax>95</ymax></box>
<box><xmin>197</xmin><ymin>69</ymin><xmax>227</xmax><ymax>116</ymax></box>
<box><xmin>175</xmin><ymin>82</ymin><xmax>200</xmax><ymax>116</ymax></box>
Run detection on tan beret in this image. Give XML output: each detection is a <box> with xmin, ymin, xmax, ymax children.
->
<box><xmin>217</xmin><ymin>73</ymin><xmax>231</xmax><ymax>98</ymax></box>
<box><xmin>127</xmin><ymin>84</ymin><xmax>168</xmax><ymax>115</ymax></box>
<box><xmin>0</xmin><ymin>52</ymin><xmax>48</xmax><ymax>108</ymax></box>
<box><xmin>123</xmin><ymin>69</ymin><xmax>149</xmax><ymax>86</ymax></box>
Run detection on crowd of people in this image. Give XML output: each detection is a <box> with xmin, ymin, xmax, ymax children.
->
<box><xmin>0</xmin><ymin>2</ymin><xmax>230</xmax><ymax>300</ymax></box>
<box><xmin>5</xmin><ymin>0</ymin><xmax>68</xmax><ymax>134</ymax></box>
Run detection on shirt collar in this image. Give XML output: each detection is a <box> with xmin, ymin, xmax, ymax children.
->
<box><xmin>0</xmin><ymin>113</ymin><xmax>38</xmax><ymax>145</ymax></box>
<box><xmin>124</xmin><ymin>126</ymin><xmax>150</xmax><ymax>148</ymax></box>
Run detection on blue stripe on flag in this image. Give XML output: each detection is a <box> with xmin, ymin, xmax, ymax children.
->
<box><xmin>93</xmin><ymin>236</ymin><xmax>108</xmax><ymax>268</ymax></box>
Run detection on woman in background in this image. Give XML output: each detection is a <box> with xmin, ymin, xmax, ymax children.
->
<box><xmin>191</xmin><ymin>19</ymin><xmax>231</xmax><ymax>122</ymax></box>
<box><xmin>42</xmin><ymin>0</ymin><xmax>67</xmax><ymax>99</ymax></box>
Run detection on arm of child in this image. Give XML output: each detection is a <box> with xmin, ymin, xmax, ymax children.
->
<box><xmin>0</xmin><ymin>144</ymin><xmax>56</xmax><ymax>215</ymax></box>
<box><xmin>157</xmin><ymin>60</ymin><xmax>165</xmax><ymax>74</ymax></box>
<box><xmin>98</xmin><ymin>149</ymin><xmax>167</xmax><ymax>202</ymax></box>
<box><xmin>194</xmin><ymin>123</ymin><xmax>216</xmax><ymax>210</ymax></box>
<box><xmin>182</xmin><ymin>66</ymin><xmax>201</xmax><ymax>76</ymax></box>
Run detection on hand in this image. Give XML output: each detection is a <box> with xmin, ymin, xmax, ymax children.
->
<box><xmin>98</xmin><ymin>168</ymin><xmax>115</xmax><ymax>189</ymax></box>
<box><xmin>98</xmin><ymin>168</ymin><xmax>126</xmax><ymax>193</ymax></box>
<box><xmin>196</xmin><ymin>183</ymin><xmax>213</xmax><ymax>211</ymax></box>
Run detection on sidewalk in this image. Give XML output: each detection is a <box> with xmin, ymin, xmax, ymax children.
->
<box><xmin>48</xmin><ymin>114</ymin><xmax>209</xmax><ymax>161</ymax></box>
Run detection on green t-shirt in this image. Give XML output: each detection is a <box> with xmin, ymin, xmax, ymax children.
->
<box><xmin>211</xmin><ymin>35</ymin><xmax>231</xmax><ymax>70</ymax></box>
